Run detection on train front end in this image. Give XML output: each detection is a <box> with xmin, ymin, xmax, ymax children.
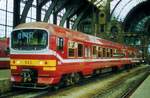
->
<box><xmin>10</xmin><ymin>28</ymin><xmax>56</xmax><ymax>89</ymax></box>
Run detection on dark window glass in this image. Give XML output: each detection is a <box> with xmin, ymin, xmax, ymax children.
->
<box><xmin>93</xmin><ymin>46</ymin><xmax>97</xmax><ymax>58</ymax></box>
<box><xmin>57</xmin><ymin>37</ymin><xmax>64</xmax><ymax>50</ymax></box>
<box><xmin>11</xmin><ymin>29</ymin><xmax>48</xmax><ymax>50</ymax></box>
<box><xmin>78</xmin><ymin>44</ymin><xmax>83</xmax><ymax>57</ymax></box>
<box><xmin>69</xmin><ymin>48</ymin><xmax>75</xmax><ymax>57</ymax></box>
<box><xmin>98</xmin><ymin>47</ymin><xmax>102</xmax><ymax>57</ymax></box>
<box><xmin>103</xmin><ymin>48</ymin><xmax>106</xmax><ymax>57</ymax></box>
<box><xmin>68</xmin><ymin>41</ymin><xmax>76</xmax><ymax>57</ymax></box>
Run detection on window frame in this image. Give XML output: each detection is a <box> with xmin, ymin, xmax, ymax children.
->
<box><xmin>57</xmin><ymin>37</ymin><xmax>64</xmax><ymax>51</ymax></box>
<box><xmin>68</xmin><ymin>40</ymin><xmax>77</xmax><ymax>58</ymax></box>
<box><xmin>77</xmin><ymin>43</ymin><xmax>84</xmax><ymax>58</ymax></box>
<box><xmin>92</xmin><ymin>45</ymin><xmax>98</xmax><ymax>58</ymax></box>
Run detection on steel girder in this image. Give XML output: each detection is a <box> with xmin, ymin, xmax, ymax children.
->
<box><xmin>59</xmin><ymin>3</ymin><xmax>83</xmax><ymax>26</ymax></box>
<box><xmin>37</xmin><ymin>0</ymin><xmax>50</xmax><ymax>7</ymax></box>
<box><xmin>13</xmin><ymin>0</ymin><xmax>99</xmax><ymax>31</ymax></box>
<box><xmin>59</xmin><ymin>8</ymin><xmax>73</xmax><ymax>26</ymax></box>
<box><xmin>20</xmin><ymin>0</ymin><xmax>34</xmax><ymax>23</ymax></box>
<box><xmin>110</xmin><ymin>0</ymin><xmax>122</xmax><ymax>18</ymax></box>
<box><xmin>72</xmin><ymin>5</ymin><xmax>90</xmax><ymax>30</ymax></box>
<box><xmin>13</xmin><ymin>0</ymin><xmax>21</xmax><ymax>27</ymax></box>
<box><xmin>53</xmin><ymin>0</ymin><xmax>70</xmax><ymax>13</ymax></box>
<box><xmin>43</xmin><ymin>0</ymin><xmax>58</xmax><ymax>22</ymax></box>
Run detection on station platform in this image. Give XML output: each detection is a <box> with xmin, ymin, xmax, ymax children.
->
<box><xmin>0</xmin><ymin>69</ymin><xmax>11</xmax><ymax>94</ymax></box>
<box><xmin>130</xmin><ymin>74</ymin><xmax>150</xmax><ymax>98</ymax></box>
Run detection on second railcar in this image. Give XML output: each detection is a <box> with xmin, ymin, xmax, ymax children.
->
<box><xmin>0</xmin><ymin>38</ymin><xmax>9</xmax><ymax>69</ymax></box>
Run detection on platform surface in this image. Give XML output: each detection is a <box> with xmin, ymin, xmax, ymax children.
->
<box><xmin>130</xmin><ymin>74</ymin><xmax>150</xmax><ymax>98</ymax></box>
<box><xmin>0</xmin><ymin>69</ymin><xmax>10</xmax><ymax>79</ymax></box>
<box><xmin>0</xmin><ymin>69</ymin><xmax>11</xmax><ymax>93</ymax></box>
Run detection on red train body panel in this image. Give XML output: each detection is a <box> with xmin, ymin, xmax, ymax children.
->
<box><xmin>0</xmin><ymin>38</ymin><xmax>9</xmax><ymax>69</ymax></box>
<box><xmin>10</xmin><ymin>22</ymin><xmax>142</xmax><ymax>88</ymax></box>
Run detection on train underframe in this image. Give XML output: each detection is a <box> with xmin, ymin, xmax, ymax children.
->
<box><xmin>10</xmin><ymin>60</ymin><xmax>140</xmax><ymax>89</ymax></box>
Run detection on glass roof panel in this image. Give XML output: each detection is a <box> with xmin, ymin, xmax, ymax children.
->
<box><xmin>87</xmin><ymin>0</ymin><xmax>107</xmax><ymax>9</ymax></box>
<box><xmin>111</xmin><ymin>0</ymin><xmax>147</xmax><ymax>21</ymax></box>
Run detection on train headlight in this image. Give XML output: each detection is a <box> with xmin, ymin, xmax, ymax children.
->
<box><xmin>10</xmin><ymin>66</ymin><xmax>17</xmax><ymax>70</ymax></box>
<box><xmin>39</xmin><ymin>61</ymin><xmax>44</xmax><ymax>65</ymax></box>
<box><xmin>16</xmin><ymin>61</ymin><xmax>20</xmax><ymax>64</ymax></box>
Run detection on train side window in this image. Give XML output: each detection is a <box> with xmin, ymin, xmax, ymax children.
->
<box><xmin>122</xmin><ymin>49</ymin><xmax>126</xmax><ymax>57</ymax></box>
<box><xmin>98</xmin><ymin>47</ymin><xmax>102</xmax><ymax>58</ymax></box>
<box><xmin>78</xmin><ymin>43</ymin><xmax>83</xmax><ymax>57</ymax></box>
<box><xmin>85</xmin><ymin>47</ymin><xmax>90</xmax><ymax>57</ymax></box>
<box><xmin>68</xmin><ymin>41</ymin><xmax>77</xmax><ymax>57</ymax></box>
<box><xmin>103</xmin><ymin>48</ymin><xmax>106</xmax><ymax>57</ymax></box>
<box><xmin>92</xmin><ymin>46</ymin><xmax>97</xmax><ymax>58</ymax></box>
<box><xmin>57</xmin><ymin>37</ymin><xmax>64</xmax><ymax>50</ymax></box>
<box><xmin>110</xmin><ymin>49</ymin><xmax>113</xmax><ymax>57</ymax></box>
<box><xmin>107</xmin><ymin>48</ymin><xmax>110</xmax><ymax>57</ymax></box>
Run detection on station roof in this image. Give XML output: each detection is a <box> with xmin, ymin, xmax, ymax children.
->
<box><xmin>110</xmin><ymin>0</ymin><xmax>147</xmax><ymax>21</ymax></box>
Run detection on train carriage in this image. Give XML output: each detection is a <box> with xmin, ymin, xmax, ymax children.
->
<box><xmin>10</xmin><ymin>22</ymin><xmax>142</xmax><ymax>89</ymax></box>
<box><xmin>0</xmin><ymin>38</ymin><xmax>9</xmax><ymax>69</ymax></box>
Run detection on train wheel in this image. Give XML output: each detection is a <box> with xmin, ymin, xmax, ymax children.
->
<box><xmin>112</xmin><ymin>67</ymin><xmax>118</xmax><ymax>72</ymax></box>
<box><xmin>73</xmin><ymin>73</ymin><xmax>80</xmax><ymax>83</ymax></box>
<box><xmin>64</xmin><ymin>73</ymin><xmax>80</xmax><ymax>86</ymax></box>
<box><xmin>63</xmin><ymin>74</ymin><xmax>74</xmax><ymax>86</ymax></box>
<box><xmin>51</xmin><ymin>85</ymin><xmax>60</xmax><ymax>91</ymax></box>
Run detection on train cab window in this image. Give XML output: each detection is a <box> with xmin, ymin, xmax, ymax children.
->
<box><xmin>68</xmin><ymin>41</ymin><xmax>77</xmax><ymax>57</ymax></box>
<box><xmin>57</xmin><ymin>37</ymin><xmax>64</xmax><ymax>50</ymax></box>
<box><xmin>78</xmin><ymin>43</ymin><xmax>83</xmax><ymax>57</ymax></box>
<box><xmin>85</xmin><ymin>47</ymin><xmax>90</xmax><ymax>58</ymax></box>
<box><xmin>92</xmin><ymin>46</ymin><xmax>97</xmax><ymax>58</ymax></box>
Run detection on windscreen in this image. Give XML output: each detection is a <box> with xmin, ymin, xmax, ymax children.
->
<box><xmin>11</xmin><ymin>29</ymin><xmax>48</xmax><ymax>50</ymax></box>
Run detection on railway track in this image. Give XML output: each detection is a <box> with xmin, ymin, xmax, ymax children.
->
<box><xmin>0</xmin><ymin>67</ymin><xmax>119</xmax><ymax>98</ymax></box>
<box><xmin>92</xmin><ymin>65</ymin><xmax>150</xmax><ymax>98</ymax></box>
<box><xmin>41</xmin><ymin>65</ymin><xmax>150</xmax><ymax>98</ymax></box>
<box><xmin>121</xmin><ymin>70</ymin><xmax>150</xmax><ymax>98</ymax></box>
<box><xmin>0</xmin><ymin>65</ymin><xmax>149</xmax><ymax>98</ymax></box>
<box><xmin>0</xmin><ymin>88</ymin><xmax>49</xmax><ymax>98</ymax></box>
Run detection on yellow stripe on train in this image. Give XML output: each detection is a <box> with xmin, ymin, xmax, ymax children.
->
<box><xmin>10</xmin><ymin>59</ymin><xmax>56</xmax><ymax>67</ymax></box>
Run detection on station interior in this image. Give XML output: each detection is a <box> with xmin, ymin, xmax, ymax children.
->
<box><xmin>0</xmin><ymin>0</ymin><xmax>150</xmax><ymax>98</ymax></box>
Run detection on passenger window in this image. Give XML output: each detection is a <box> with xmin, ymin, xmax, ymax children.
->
<box><xmin>103</xmin><ymin>48</ymin><xmax>106</xmax><ymax>57</ymax></box>
<box><xmin>68</xmin><ymin>41</ymin><xmax>77</xmax><ymax>57</ymax></box>
<box><xmin>122</xmin><ymin>49</ymin><xmax>126</xmax><ymax>57</ymax></box>
<box><xmin>98</xmin><ymin>47</ymin><xmax>102</xmax><ymax>58</ymax></box>
<box><xmin>78</xmin><ymin>43</ymin><xmax>83</xmax><ymax>57</ymax></box>
<box><xmin>57</xmin><ymin>37</ymin><xmax>64</xmax><ymax>50</ymax></box>
<box><xmin>107</xmin><ymin>48</ymin><xmax>110</xmax><ymax>57</ymax></box>
<box><xmin>92</xmin><ymin>46</ymin><xmax>97</xmax><ymax>58</ymax></box>
<box><xmin>110</xmin><ymin>49</ymin><xmax>113</xmax><ymax>57</ymax></box>
<box><xmin>69</xmin><ymin>48</ymin><xmax>75</xmax><ymax>57</ymax></box>
<box><xmin>85</xmin><ymin>47</ymin><xmax>90</xmax><ymax>57</ymax></box>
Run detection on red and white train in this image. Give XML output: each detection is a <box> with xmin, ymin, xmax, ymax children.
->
<box><xmin>10</xmin><ymin>22</ymin><xmax>142</xmax><ymax>89</ymax></box>
<box><xmin>0</xmin><ymin>38</ymin><xmax>9</xmax><ymax>69</ymax></box>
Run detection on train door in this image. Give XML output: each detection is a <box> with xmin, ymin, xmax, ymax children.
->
<box><xmin>56</xmin><ymin>37</ymin><xmax>66</xmax><ymax>58</ymax></box>
<box><xmin>83</xmin><ymin>45</ymin><xmax>93</xmax><ymax>75</ymax></box>
<box><xmin>56</xmin><ymin>37</ymin><xmax>67</xmax><ymax>58</ymax></box>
